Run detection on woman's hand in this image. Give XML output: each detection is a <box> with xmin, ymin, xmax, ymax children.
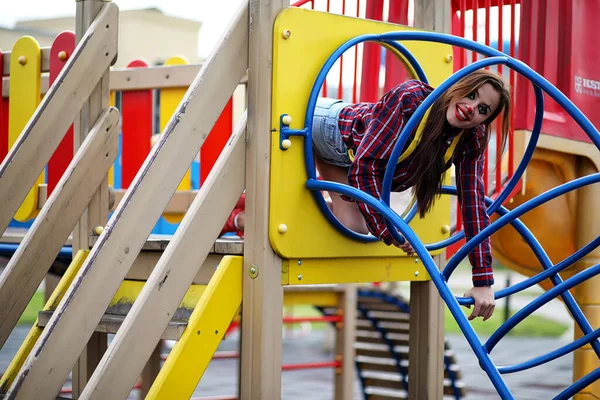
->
<box><xmin>463</xmin><ymin>286</ymin><xmax>495</xmax><ymax>321</ymax></box>
<box><xmin>393</xmin><ymin>238</ymin><xmax>415</xmax><ymax>256</ymax></box>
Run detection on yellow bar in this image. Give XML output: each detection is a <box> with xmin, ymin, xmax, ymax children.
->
<box><xmin>283</xmin><ymin>290</ymin><xmax>339</xmax><ymax>308</ymax></box>
<box><xmin>0</xmin><ymin>250</ymin><xmax>89</xmax><ymax>392</ymax></box>
<box><xmin>9</xmin><ymin>36</ymin><xmax>43</xmax><ymax>222</ymax></box>
<box><xmin>283</xmin><ymin>257</ymin><xmax>431</xmax><ymax>286</ymax></box>
<box><xmin>109</xmin><ymin>280</ymin><xmax>207</xmax><ymax>309</ymax></box>
<box><xmin>146</xmin><ymin>256</ymin><xmax>243</xmax><ymax>399</ymax></box>
<box><xmin>160</xmin><ymin>55</ymin><xmax>191</xmax><ymax>224</ymax></box>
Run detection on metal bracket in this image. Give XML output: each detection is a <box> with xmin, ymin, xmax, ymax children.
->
<box><xmin>279</xmin><ymin>113</ymin><xmax>308</xmax><ymax>151</ymax></box>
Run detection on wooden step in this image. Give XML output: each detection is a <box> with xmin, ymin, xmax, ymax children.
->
<box><xmin>37</xmin><ymin>311</ymin><xmax>188</xmax><ymax>341</ymax></box>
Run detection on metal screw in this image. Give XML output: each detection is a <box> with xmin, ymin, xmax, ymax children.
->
<box><xmin>249</xmin><ymin>265</ymin><xmax>259</xmax><ymax>279</ymax></box>
<box><xmin>445</xmin><ymin>54</ymin><xmax>453</xmax><ymax>63</ymax></box>
<box><xmin>414</xmin><ymin>271</ymin><xmax>420</xmax><ymax>277</ymax></box>
<box><xmin>297</xmin><ymin>260</ymin><xmax>302</xmax><ymax>266</ymax></box>
<box><xmin>414</xmin><ymin>258</ymin><xmax>419</xmax><ymax>263</ymax></box>
<box><xmin>282</xmin><ymin>29</ymin><xmax>291</xmax><ymax>39</ymax></box>
<box><xmin>297</xmin><ymin>274</ymin><xmax>303</xmax><ymax>281</ymax></box>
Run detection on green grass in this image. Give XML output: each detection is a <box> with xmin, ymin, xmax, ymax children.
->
<box><xmin>18</xmin><ymin>291</ymin><xmax>44</xmax><ymax>326</ymax></box>
<box><xmin>286</xmin><ymin>304</ymin><xmax>569</xmax><ymax>338</ymax></box>
<box><xmin>445</xmin><ymin>307</ymin><xmax>569</xmax><ymax>337</ymax></box>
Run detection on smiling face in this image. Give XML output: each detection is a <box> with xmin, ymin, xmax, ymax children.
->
<box><xmin>446</xmin><ymin>82</ymin><xmax>502</xmax><ymax>129</ymax></box>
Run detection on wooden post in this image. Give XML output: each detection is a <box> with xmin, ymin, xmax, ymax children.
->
<box><xmin>140</xmin><ymin>343</ymin><xmax>162</xmax><ymax>398</ymax></box>
<box><xmin>409</xmin><ymin>254</ymin><xmax>445</xmax><ymax>399</ymax></box>
<box><xmin>409</xmin><ymin>2</ymin><xmax>449</xmax><ymax>398</ymax></box>
<box><xmin>573</xmin><ymin>157</ymin><xmax>600</xmax><ymax>399</ymax></box>
<box><xmin>72</xmin><ymin>0</ymin><xmax>112</xmax><ymax>395</ymax></box>
<box><xmin>239</xmin><ymin>0</ymin><xmax>288</xmax><ymax>398</ymax></box>
<box><xmin>334</xmin><ymin>285</ymin><xmax>356</xmax><ymax>400</ymax></box>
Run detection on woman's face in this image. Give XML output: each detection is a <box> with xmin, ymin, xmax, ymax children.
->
<box><xmin>446</xmin><ymin>82</ymin><xmax>501</xmax><ymax>129</ymax></box>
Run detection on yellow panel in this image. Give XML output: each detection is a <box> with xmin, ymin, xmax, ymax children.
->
<box><xmin>160</xmin><ymin>56</ymin><xmax>191</xmax><ymax>224</ymax></box>
<box><xmin>9</xmin><ymin>36</ymin><xmax>43</xmax><ymax>222</ymax></box>
<box><xmin>270</xmin><ymin>9</ymin><xmax>453</xmax><ymax>259</ymax></box>
<box><xmin>282</xmin><ymin>256</ymin><xmax>431</xmax><ymax>286</ymax></box>
<box><xmin>146</xmin><ymin>256</ymin><xmax>243</xmax><ymax>399</ymax></box>
<box><xmin>109</xmin><ymin>280</ymin><xmax>207</xmax><ymax>309</ymax></box>
<box><xmin>0</xmin><ymin>250</ymin><xmax>88</xmax><ymax>392</ymax></box>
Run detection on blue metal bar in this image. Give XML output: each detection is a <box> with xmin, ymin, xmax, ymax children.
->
<box><xmin>498</xmin><ymin>328</ymin><xmax>600</xmax><ymax>374</ymax></box>
<box><xmin>554</xmin><ymin>367</ymin><xmax>600</xmax><ymax>400</ymax></box>
<box><xmin>299</xmin><ymin>38</ymin><xmax>430</xmax><ymax>244</ymax></box>
<box><xmin>486</xmin><ymin>264</ymin><xmax>600</xmax><ymax>352</ymax></box>
<box><xmin>443</xmin><ymin>173</ymin><xmax>600</xmax><ymax>279</ymax></box>
<box><xmin>442</xmin><ymin>173</ymin><xmax>600</xmax><ymax>357</ymax></box>
<box><xmin>0</xmin><ymin>243</ymin><xmax>72</xmax><ymax>259</ymax></box>
<box><xmin>305</xmin><ymin>178</ymin><xmax>512</xmax><ymax>398</ymax></box>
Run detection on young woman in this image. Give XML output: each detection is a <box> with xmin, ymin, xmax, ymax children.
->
<box><xmin>312</xmin><ymin>69</ymin><xmax>511</xmax><ymax>321</ymax></box>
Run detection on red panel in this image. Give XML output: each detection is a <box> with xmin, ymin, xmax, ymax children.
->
<box><xmin>0</xmin><ymin>49</ymin><xmax>6</xmax><ymax>163</ymax></box>
<box><xmin>47</xmin><ymin>31</ymin><xmax>76</xmax><ymax>195</ymax></box>
<box><xmin>200</xmin><ymin>99</ymin><xmax>233</xmax><ymax>185</ymax></box>
<box><xmin>359</xmin><ymin>0</ymin><xmax>383</xmax><ymax>102</ymax></box>
<box><xmin>515</xmin><ymin>0</ymin><xmax>599</xmax><ymax>143</ymax></box>
<box><xmin>383</xmin><ymin>0</ymin><xmax>409</xmax><ymax>91</ymax></box>
<box><xmin>121</xmin><ymin>59</ymin><xmax>152</xmax><ymax>188</ymax></box>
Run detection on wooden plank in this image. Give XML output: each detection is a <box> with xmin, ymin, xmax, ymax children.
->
<box><xmin>5</xmin><ymin>1</ymin><xmax>249</xmax><ymax>397</ymax></box>
<box><xmin>81</xmin><ymin>112</ymin><xmax>247</xmax><ymax>400</ymax></box>
<box><xmin>146</xmin><ymin>256</ymin><xmax>243</xmax><ymax>399</ymax></box>
<box><xmin>36</xmin><ymin>312</ymin><xmax>187</xmax><ymax>340</ymax></box>
<box><xmin>408</xmin><ymin>255</ymin><xmax>445</xmax><ymax>399</ymax></box>
<box><xmin>0</xmin><ymin>250</ymin><xmax>89</xmax><ymax>393</ymax></box>
<box><xmin>334</xmin><ymin>285</ymin><xmax>356</xmax><ymax>400</ymax></box>
<box><xmin>0</xmin><ymin>108</ymin><xmax>119</xmax><ymax>349</ymax></box>
<box><xmin>2</xmin><ymin>67</ymin><xmax>249</xmax><ymax>97</ymax></box>
<box><xmin>0</xmin><ymin>3</ymin><xmax>118</xmax><ymax>237</ymax></box>
<box><xmin>239</xmin><ymin>1</ymin><xmax>287</xmax><ymax>398</ymax></box>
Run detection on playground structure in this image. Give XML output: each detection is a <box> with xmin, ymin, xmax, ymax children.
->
<box><xmin>0</xmin><ymin>1</ymin><xmax>599</xmax><ymax>400</ymax></box>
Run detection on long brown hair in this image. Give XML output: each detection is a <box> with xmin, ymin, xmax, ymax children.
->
<box><xmin>407</xmin><ymin>69</ymin><xmax>511</xmax><ymax>217</ymax></box>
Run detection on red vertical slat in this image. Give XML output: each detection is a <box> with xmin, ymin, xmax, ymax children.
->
<box><xmin>384</xmin><ymin>0</ymin><xmax>409</xmax><ymax>91</ymax></box>
<box><xmin>496</xmin><ymin>0</ymin><xmax>504</xmax><ymax>193</ymax></box>
<box><xmin>200</xmin><ymin>98</ymin><xmax>233</xmax><ymax>185</ymax></box>
<box><xmin>352</xmin><ymin>0</ymin><xmax>360</xmax><ymax>103</ymax></box>
<box><xmin>482</xmin><ymin>0</ymin><xmax>490</xmax><ymax>194</ymax></box>
<box><xmin>47</xmin><ymin>31</ymin><xmax>76</xmax><ymax>195</ymax></box>
<box><xmin>121</xmin><ymin>59</ymin><xmax>152</xmax><ymax>188</ymax></box>
<box><xmin>0</xmin><ymin>49</ymin><xmax>6</xmax><ymax>163</ymax></box>
<box><xmin>508</xmin><ymin>0</ymin><xmax>516</xmax><ymax>176</ymax></box>
<box><xmin>359</xmin><ymin>0</ymin><xmax>384</xmax><ymax>102</ymax></box>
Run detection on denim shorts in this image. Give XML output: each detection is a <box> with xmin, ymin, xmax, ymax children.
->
<box><xmin>312</xmin><ymin>98</ymin><xmax>353</xmax><ymax>167</ymax></box>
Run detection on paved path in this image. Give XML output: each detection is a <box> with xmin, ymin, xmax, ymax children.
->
<box><xmin>1</xmin><ymin>325</ymin><xmax>574</xmax><ymax>399</ymax></box>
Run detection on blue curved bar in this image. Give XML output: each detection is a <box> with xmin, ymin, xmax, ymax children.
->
<box><xmin>300</xmin><ymin>38</ymin><xmax>430</xmax><ymax>244</ymax></box>
<box><xmin>305</xmin><ymin>178</ymin><xmax>512</xmax><ymax>398</ymax></box>
<box><xmin>486</xmin><ymin>264</ymin><xmax>600</xmax><ymax>352</ymax></box>
<box><xmin>426</xmin><ymin>84</ymin><xmax>546</xmax><ymax>251</ymax></box>
<box><xmin>498</xmin><ymin>328</ymin><xmax>600</xmax><ymax>374</ymax></box>
<box><xmin>0</xmin><ymin>243</ymin><xmax>72</xmax><ymax>259</ymax></box>
<box><xmin>443</xmin><ymin>173</ymin><xmax>600</xmax><ymax>278</ymax></box>
<box><xmin>443</xmin><ymin>173</ymin><xmax>600</xmax><ymax>356</ymax></box>
<box><xmin>554</xmin><ymin>367</ymin><xmax>600</xmax><ymax>400</ymax></box>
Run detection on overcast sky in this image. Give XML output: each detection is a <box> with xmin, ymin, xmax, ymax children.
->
<box><xmin>0</xmin><ymin>0</ymin><xmax>246</xmax><ymax>57</ymax></box>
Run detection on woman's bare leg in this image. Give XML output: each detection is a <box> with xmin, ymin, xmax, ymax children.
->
<box><xmin>315</xmin><ymin>156</ymin><xmax>368</xmax><ymax>234</ymax></box>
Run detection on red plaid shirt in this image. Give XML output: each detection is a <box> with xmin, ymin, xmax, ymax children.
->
<box><xmin>337</xmin><ymin>80</ymin><xmax>494</xmax><ymax>287</ymax></box>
